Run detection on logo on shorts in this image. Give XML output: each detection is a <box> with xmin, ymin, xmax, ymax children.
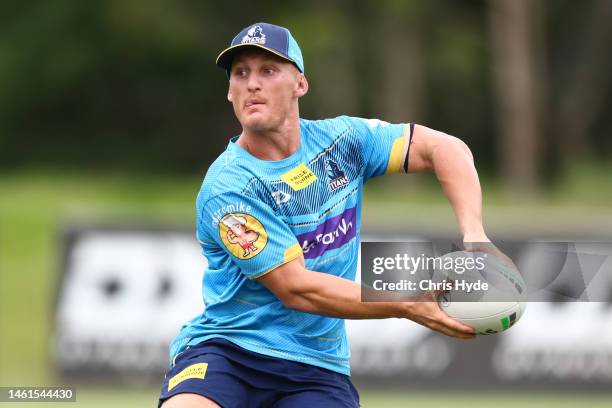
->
<box><xmin>219</xmin><ymin>213</ymin><xmax>268</xmax><ymax>259</ymax></box>
<box><xmin>325</xmin><ymin>159</ymin><xmax>349</xmax><ymax>191</ymax></box>
<box><xmin>168</xmin><ymin>363</ymin><xmax>208</xmax><ymax>391</ymax></box>
<box><xmin>241</xmin><ymin>26</ymin><xmax>266</xmax><ymax>44</ymax></box>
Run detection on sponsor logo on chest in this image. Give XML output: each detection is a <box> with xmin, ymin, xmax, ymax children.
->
<box><xmin>281</xmin><ymin>163</ymin><xmax>318</xmax><ymax>191</ymax></box>
<box><xmin>297</xmin><ymin>207</ymin><xmax>357</xmax><ymax>259</ymax></box>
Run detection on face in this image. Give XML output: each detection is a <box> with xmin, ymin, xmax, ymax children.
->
<box><xmin>230</xmin><ymin>223</ymin><xmax>245</xmax><ymax>235</ymax></box>
<box><xmin>227</xmin><ymin>48</ymin><xmax>308</xmax><ymax>132</ymax></box>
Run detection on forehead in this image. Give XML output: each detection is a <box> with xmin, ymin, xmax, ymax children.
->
<box><xmin>231</xmin><ymin>47</ymin><xmax>293</xmax><ymax>68</ymax></box>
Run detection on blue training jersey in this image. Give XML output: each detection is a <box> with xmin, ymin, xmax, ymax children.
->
<box><xmin>170</xmin><ymin>116</ymin><xmax>413</xmax><ymax>375</ymax></box>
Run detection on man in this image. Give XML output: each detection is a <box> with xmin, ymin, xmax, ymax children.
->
<box><xmin>160</xmin><ymin>22</ymin><xmax>485</xmax><ymax>408</ymax></box>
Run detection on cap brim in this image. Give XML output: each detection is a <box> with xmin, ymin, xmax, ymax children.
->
<box><xmin>215</xmin><ymin>43</ymin><xmax>297</xmax><ymax>71</ymax></box>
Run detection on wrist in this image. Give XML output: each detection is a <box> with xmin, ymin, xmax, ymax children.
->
<box><xmin>462</xmin><ymin>226</ymin><xmax>487</xmax><ymax>242</ymax></box>
<box><xmin>397</xmin><ymin>302</ymin><xmax>416</xmax><ymax>319</ymax></box>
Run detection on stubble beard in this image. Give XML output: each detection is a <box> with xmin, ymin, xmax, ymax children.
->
<box><xmin>241</xmin><ymin>108</ymin><xmax>287</xmax><ymax>134</ymax></box>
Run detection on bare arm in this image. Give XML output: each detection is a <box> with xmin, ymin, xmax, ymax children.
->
<box><xmin>257</xmin><ymin>256</ymin><xmax>475</xmax><ymax>339</ymax></box>
<box><xmin>227</xmin><ymin>231</ymin><xmax>238</xmax><ymax>243</ymax></box>
<box><xmin>408</xmin><ymin>124</ymin><xmax>488</xmax><ymax>242</ymax></box>
<box><xmin>256</xmin><ymin>124</ymin><xmax>488</xmax><ymax>340</ymax></box>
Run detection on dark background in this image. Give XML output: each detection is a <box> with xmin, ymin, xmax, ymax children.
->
<box><xmin>2</xmin><ymin>0</ymin><xmax>611</xmax><ymax>185</ymax></box>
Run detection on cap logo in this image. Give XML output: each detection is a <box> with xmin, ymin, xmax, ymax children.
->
<box><xmin>241</xmin><ymin>25</ymin><xmax>266</xmax><ymax>45</ymax></box>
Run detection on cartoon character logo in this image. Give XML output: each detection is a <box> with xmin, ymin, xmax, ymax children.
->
<box><xmin>224</xmin><ymin>216</ymin><xmax>259</xmax><ymax>256</ymax></box>
<box><xmin>219</xmin><ymin>213</ymin><xmax>268</xmax><ymax>259</ymax></box>
<box><xmin>241</xmin><ymin>25</ymin><xmax>266</xmax><ymax>44</ymax></box>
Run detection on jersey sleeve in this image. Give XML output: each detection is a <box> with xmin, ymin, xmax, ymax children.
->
<box><xmin>197</xmin><ymin>191</ymin><xmax>302</xmax><ymax>279</ymax></box>
<box><xmin>343</xmin><ymin>116</ymin><xmax>414</xmax><ymax>182</ymax></box>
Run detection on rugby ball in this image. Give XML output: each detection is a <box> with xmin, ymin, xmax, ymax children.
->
<box><xmin>435</xmin><ymin>251</ymin><xmax>527</xmax><ymax>335</ymax></box>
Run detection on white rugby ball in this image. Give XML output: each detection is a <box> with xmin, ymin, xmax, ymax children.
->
<box><xmin>435</xmin><ymin>251</ymin><xmax>527</xmax><ymax>335</ymax></box>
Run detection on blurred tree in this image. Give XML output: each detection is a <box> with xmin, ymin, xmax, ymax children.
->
<box><xmin>556</xmin><ymin>0</ymin><xmax>612</xmax><ymax>160</ymax></box>
<box><xmin>293</xmin><ymin>0</ymin><xmax>359</xmax><ymax>118</ymax></box>
<box><xmin>488</xmin><ymin>0</ymin><xmax>545</xmax><ymax>189</ymax></box>
<box><xmin>0</xmin><ymin>0</ymin><xmax>610</xmax><ymax>179</ymax></box>
<box><xmin>423</xmin><ymin>0</ymin><xmax>497</xmax><ymax>173</ymax></box>
<box><xmin>374</xmin><ymin>0</ymin><xmax>426</xmax><ymax>123</ymax></box>
<box><xmin>0</xmin><ymin>0</ymin><xmax>223</xmax><ymax>173</ymax></box>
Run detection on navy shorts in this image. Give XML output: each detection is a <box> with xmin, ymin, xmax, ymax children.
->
<box><xmin>158</xmin><ymin>338</ymin><xmax>360</xmax><ymax>408</ymax></box>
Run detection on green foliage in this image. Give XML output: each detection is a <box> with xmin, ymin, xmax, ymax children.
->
<box><xmin>0</xmin><ymin>0</ymin><xmax>610</xmax><ymax>178</ymax></box>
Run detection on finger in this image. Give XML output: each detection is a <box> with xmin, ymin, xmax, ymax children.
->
<box><xmin>427</xmin><ymin>283</ymin><xmax>453</xmax><ymax>300</ymax></box>
<box><xmin>444</xmin><ymin>329</ymin><xmax>476</xmax><ymax>339</ymax></box>
<box><xmin>439</xmin><ymin>322</ymin><xmax>477</xmax><ymax>339</ymax></box>
<box><xmin>424</xmin><ymin>290</ymin><xmax>441</xmax><ymax>301</ymax></box>
<box><xmin>466</xmin><ymin>243</ymin><xmax>517</xmax><ymax>270</ymax></box>
<box><xmin>440</xmin><ymin>315</ymin><xmax>475</xmax><ymax>334</ymax></box>
<box><xmin>433</xmin><ymin>324</ymin><xmax>476</xmax><ymax>339</ymax></box>
<box><xmin>448</xmin><ymin>330</ymin><xmax>476</xmax><ymax>340</ymax></box>
<box><xmin>425</xmin><ymin>297</ymin><xmax>471</xmax><ymax>333</ymax></box>
<box><xmin>415</xmin><ymin>315</ymin><xmax>475</xmax><ymax>339</ymax></box>
<box><xmin>422</xmin><ymin>312</ymin><xmax>476</xmax><ymax>338</ymax></box>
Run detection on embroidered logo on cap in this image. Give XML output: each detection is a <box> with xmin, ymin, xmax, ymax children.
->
<box><xmin>241</xmin><ymin>26</ymin><xmax>266</xmax><ymax>45</ymax></box>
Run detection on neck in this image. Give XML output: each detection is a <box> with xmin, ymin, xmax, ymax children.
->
<box><xmin>237</xmin><ymin>113</ymin><xmax>301</xmax><ymax>161</ymax></box>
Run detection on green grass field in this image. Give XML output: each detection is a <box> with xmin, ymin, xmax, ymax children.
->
<box><xmin>1</xmin><ymin>167</ymin><xmax>612</xmax><ymax>406</ymax></box>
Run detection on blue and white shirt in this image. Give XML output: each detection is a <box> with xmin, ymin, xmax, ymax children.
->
<box><xmin>170</xmin><ymin>116</ymin><xmax>413</xmax><ymax>375</ymax></box>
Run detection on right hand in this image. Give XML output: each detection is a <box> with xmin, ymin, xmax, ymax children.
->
<box><xmin>404</xmin><ymin>290</ymin><xmax>476</xmax><ymax>339</ymax></box>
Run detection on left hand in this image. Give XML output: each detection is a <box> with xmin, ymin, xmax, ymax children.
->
<box><xmin>462</xmin><ymin>232</ymin><xmax>516</xmax><ymax>269</ymax></box>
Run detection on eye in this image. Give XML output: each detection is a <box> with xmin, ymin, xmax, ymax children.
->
<box><xmin>233</xmin><ymin>68</ymin><xmax>248</xmax><ymax>78</ymax></box>
<box><xmin>262</xmin><ymin>66</ymin><xmax>276</xmax><ymax>76</ymax></box>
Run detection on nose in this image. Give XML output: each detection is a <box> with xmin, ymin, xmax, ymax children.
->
<box><xmin>247</xmin><ymin>72</ymin><xmax>261</xmax><ymax>92</ymax></box>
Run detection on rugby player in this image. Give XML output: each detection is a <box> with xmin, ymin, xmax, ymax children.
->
<box><xmin>160</xmin><ymin>22</ymin><xmax>484</xmax><ymax>408</ymax></box>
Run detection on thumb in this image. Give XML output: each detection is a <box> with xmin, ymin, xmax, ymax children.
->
<box><xmin>429</xmin><ymin>279</ymin><xmax>454</xmax><ymax>299</ymax></box>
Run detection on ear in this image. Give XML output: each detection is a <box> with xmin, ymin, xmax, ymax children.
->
<box><xmin>295</xmin><ymin>74</ymin><xmax>309</xmax><ymax>98</ymax></box>
<box><xmin>227</xmin><ymin>88</ymin><xmax>233</xmax><ymax>102</ymax></box>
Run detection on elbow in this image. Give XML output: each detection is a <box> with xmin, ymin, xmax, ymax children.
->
<box><xmin>450</xmin><ymin>136</ymin><xmax>474</xmax><ymax>163</ymax></box>
<box><xmin>273</xmin><ymin>280</ymin><xmax>308</xmax><ymax>311</ymax></box>
<box><xmin>258</xmin><ymin>259</ymin><xmax>315</xmax><ymax>313</ymax></box>
<box><xmin>277</xmin><ymin>290</ymin><xmax>296</xmax><ymax>309</ymax></box>
<box><xmin>433</xmin><ymin>134</ymin><xmax>474</xmax><ymax>166</ymax></box>
<box><xmin>277</xmin><ymin>279</ymin><xmax>315</xmax><ymax>312</ymax></box>
<box><xmin>428</xmin><ymin>131</ymin><xmax>474</xmax><ymax>167</ymax></box>
<box><xmin>280</xmin><ymin>292</ymin><xmax>310</xmax><ymax>312</ymax></box>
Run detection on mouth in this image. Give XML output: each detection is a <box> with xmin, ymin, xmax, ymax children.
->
<box><xmin>245</xmin><ymin>99</ymin><xmax>265</xmax><ymax>109</ymax></box>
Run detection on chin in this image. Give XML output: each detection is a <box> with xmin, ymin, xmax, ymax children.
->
<box><xmin>242</xmin><ymin>115</ymin><xmax>273</xmax><ymax>132</ymax></box>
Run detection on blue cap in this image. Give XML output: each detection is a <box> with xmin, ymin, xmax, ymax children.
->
<box><xmin>216</xmin><ymin>22</ymin><xmax>304</xmax><ymax>74</ymax></box>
